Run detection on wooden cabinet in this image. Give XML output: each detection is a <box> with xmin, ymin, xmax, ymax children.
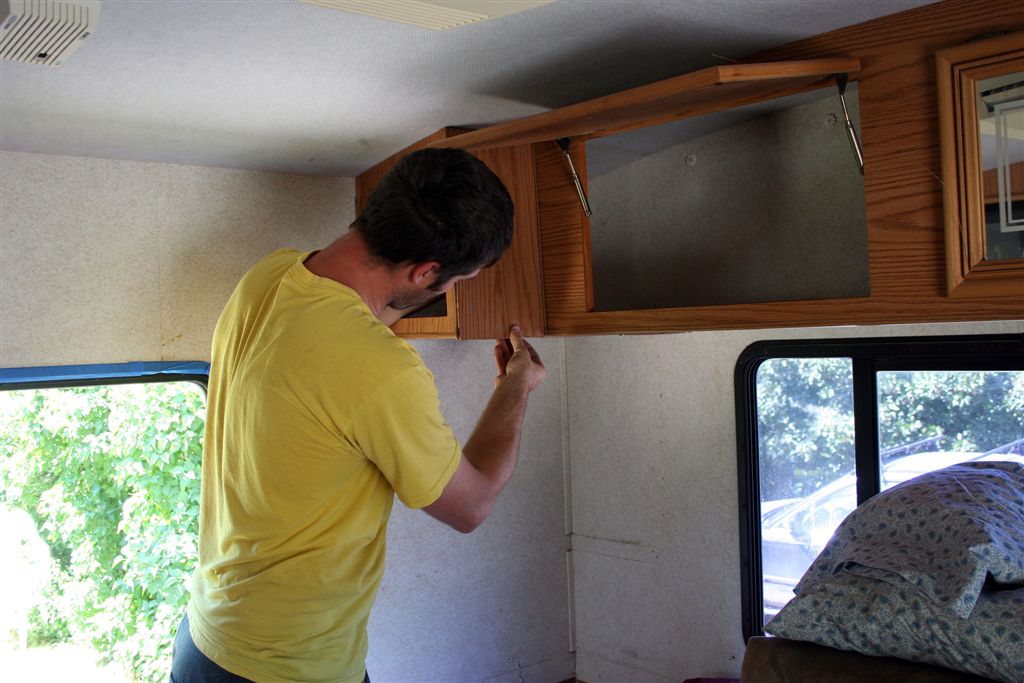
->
<box><xmin>427</xmin><ymin>0</ymin><xmax>1024</xmax><ymax>335</ymax></box>
<box><xmin>433</xmin><ymin>58</ymin><xmax>874</xmax><ymax>331</ymax></box>
<box><xmin>355</xmin><ymin>128</ymin><xmax>545</xmax><ymax>340</ymax></box>
<box><xmin>368</xmin><ymin>0</ymin><xmax>1022</xmax><ymax>338</ymax></box>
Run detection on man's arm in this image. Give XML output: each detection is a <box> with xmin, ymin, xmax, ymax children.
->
<box><xmin>424</xmin><ymin>325</ymin><xmax>546</xmax><ymax>533</ymax></box>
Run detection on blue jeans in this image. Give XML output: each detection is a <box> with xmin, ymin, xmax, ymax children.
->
<box><xmin>170</xmin><ymin>614</ymin><xmax>369</xmax><ymax>683</ymax></box>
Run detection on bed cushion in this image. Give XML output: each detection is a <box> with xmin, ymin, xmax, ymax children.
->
<box><xmin>765</xmin><ymin>570</ymin><xmax>1024</xmax><ymax>682</ymax></box>
<box><xmin>795</xmin><ymin>461</ymin><xmax>1024</xmax><ymax>617</ymax></box>
<box><xmin>765</xmin><ymin>460</ymin><xmax>1024</xmax><ymax>682</ymax></box>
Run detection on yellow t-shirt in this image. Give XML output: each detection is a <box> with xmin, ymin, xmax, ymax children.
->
<box><xmin>188</xmin><ymin>248</ymin><xmax>461</xmax><ymax>682</ymax></box>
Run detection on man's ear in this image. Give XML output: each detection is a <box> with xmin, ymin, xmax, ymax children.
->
<box><xmin>409</xmin><ymin>261</ymin><xmax>441</xmax><ymax>286</ymax></box>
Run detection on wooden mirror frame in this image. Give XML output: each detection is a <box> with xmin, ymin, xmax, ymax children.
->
<box><xmin>936</xmin><ymin>31</ymin><xmax>1024</xmax><ymax>299</ymax></box>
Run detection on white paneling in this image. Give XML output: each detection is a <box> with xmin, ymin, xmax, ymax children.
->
<box><xmin>1</xmin><ymin>152</ymin><xmax>164</xmax><ymax>366</ymax></box>
<box><xmin>156</xmin><ymin>164</ymin><xmax>354</xmax><ymax>360</ymax></box>
<box><xmin>566</xmin><ymin>320</ymin><xmax>1023</xmax><ymax>681</ymax></box>
<box><xmin>367</xmin><ymin>338</ymin><xmax>572</xmax><ymax>683</ymax></box>
<box><xmin>0</xmin><ymin>151</ymin><xmax>353</xmax><ymax>366</ymax></box>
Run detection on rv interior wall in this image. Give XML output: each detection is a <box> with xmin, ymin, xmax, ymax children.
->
<box><xmin>0</xmin><ymin>149</ymin><xmax>574</xmax><ymax>682</ymax></box>
<box><xmin>0</xmin><ymin>151</ymin><xmax>353</xmax><ymax>366</ymax></box>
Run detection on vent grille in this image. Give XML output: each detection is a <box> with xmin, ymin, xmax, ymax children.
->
<box><xmin>1</xmin><ymin>0</ymin><xmax>101</xmax><ymax>66</ymax></box>
<box><xmin>300</xmin><ymin>0</ymin><xmax>554</xmax><ymax>31</ymax></box>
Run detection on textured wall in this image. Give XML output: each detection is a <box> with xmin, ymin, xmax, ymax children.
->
<box><xmin>566</xmin><ymin>318</ymin><xmax>1023</xmax><ymax>682</ymax></box>
<box><xmin>0</xmin><ymin>151</ymin><xmax>353</xmax><ymax>366</ymax></box>
<box><xmin>588</xmin><ymin>90</ymin><xmax>868</xmax><ymax>311</ymax></box>
<box><xmin>369</xmin><ymin>338</ymin><xmax>572</xmax><ymax>683</ymax></box>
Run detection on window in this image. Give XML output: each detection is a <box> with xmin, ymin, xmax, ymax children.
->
<box><xmin>735</xmin><ymin>335</ymin><xmax>1024</xmax><ymax>641</ymax></box>
<box><xmin>0</xmin><ymin>362</ymin><xmax>208</xmax><ymax>683</ymax></box>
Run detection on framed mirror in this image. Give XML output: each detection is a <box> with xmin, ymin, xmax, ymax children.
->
<box><xmin>937</xmin><ymin>32</ymin><xmax>1024</xmax><ymax>298</ymax></box>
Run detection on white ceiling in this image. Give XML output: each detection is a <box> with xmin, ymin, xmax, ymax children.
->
<box><xmin>0</xmin><ymin>0</ymin><xmax>936</xmax><ymax>177</ymax></box>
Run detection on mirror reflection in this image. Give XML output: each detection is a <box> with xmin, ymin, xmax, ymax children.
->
<box><xmin>977</xmin><ymin>71</ymin><xmax>1024</xmax><ymax>261</ymax></box>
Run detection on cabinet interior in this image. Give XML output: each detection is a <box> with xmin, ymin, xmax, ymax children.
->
<box><xmin>585</xmin><ymin>84</ymin><xmax>869</xmax><ymax>311</ymax></box>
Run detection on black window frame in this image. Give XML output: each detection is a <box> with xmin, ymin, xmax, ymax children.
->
<box><xmin>735</xmin><ymin>332</ymin><xmax>1024</xmax><ymax>641</ymax></box>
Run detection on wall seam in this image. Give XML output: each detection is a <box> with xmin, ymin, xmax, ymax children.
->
<box><xmin>559</xmin><ymin>336</ymin><xmax>577</xmax><ymax>665</ymax></box>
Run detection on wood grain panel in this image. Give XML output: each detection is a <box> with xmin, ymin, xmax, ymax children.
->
<box><xmin>455</xmin><ymin>144</ymin><xmax>545</xmax><ymax>339</ymax></box>
<box><xmin>430</xmin><ymin>59</ymin><xmax>860</xmax><ymax>151</ymax></box>
<box><xmin>536</xmin><ymin>141</ymin><xmax>590</xmax><ymax>315</ymax></box>
<box><xmin>355</xmin><ymin>129</ymin><xmax>545</xmax><ymax>340</ymax></box>
<box><xmin>536</xmin><ymin>0</ymin><xmax>1024</xmax><ymax>336</ymax></box>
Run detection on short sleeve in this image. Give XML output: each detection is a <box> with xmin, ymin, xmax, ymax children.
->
<box><xmin>351</xmin><ymin>365</ymin><xmax>462</xmax><ymax>508</ymax></box>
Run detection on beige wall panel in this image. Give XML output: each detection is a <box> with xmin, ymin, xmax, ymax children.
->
<box><xmin>368</xmin><ymin>337</ymin><xmax>573</xmax><ymax>683</ymax></box>
<box><xmin>158</xmin><ymin>164</ymin><xmax>354</xmax><ymax>360</ymax></box>
<box><xmin>0</xmin><ymin>151</ymin><xmax>353</xmax><ymax>367</ymax></box>
<box><xmin>2</xmin><ymin>153</ymin><xmax>164</xmax><ymax>367</ymax></box>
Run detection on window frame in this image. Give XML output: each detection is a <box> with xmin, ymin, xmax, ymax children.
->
<box><xmin>735</xmin><ymin>333</ymin><xmax>1024</xmax><ymax>641</ymax></box>
<box><xmin>0</xmin><ymin>360</ymin><xmax>210</xmax><ymax>678</ymax></box>
<box><xmin>0</xmin><ymin>361</ymin><xmax>209</xmax><ymax>392</ymax></box>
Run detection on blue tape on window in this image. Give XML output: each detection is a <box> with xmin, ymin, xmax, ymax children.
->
<box><xmin>0</xmin><ymin>361</ymin><xmax>210</xmax><ymax>386</ymax></box>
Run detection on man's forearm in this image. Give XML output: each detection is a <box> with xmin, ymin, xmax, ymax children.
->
<box><xmin>461</xmin><ymin>377</ymin><xmax>531</xmax><ymax>497</ymax></box>
<box><xmin>423</xmin><ymin>327</ymin><xmax>545</xmax><ymax>533</ymax></box>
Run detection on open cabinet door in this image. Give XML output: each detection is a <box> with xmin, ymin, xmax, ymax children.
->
<box><xmin>356</xmin><ymin>129</ymin><xmax>545</xmax><ymax>340</ymax></box>
<box><xmin>429</xmin><ymin>58</ymin><xmax>861</xmax><ymax>151</ymax></box>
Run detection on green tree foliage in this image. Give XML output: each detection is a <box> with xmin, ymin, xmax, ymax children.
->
<box><xmin>756</xmin><ymin>358</ymin><xmax>855</xmax><ymax>501</ymax></box>
<box><xmin>0</xmin><ymin>381</ymin><xmax>204</xmax><ymax>682</ymax></box>
<box><xmin>756</xmin><ymin>361</ymin><xmax>1023</xmax><ymax>502</ymax></box>
<box><xmin>877</xmin><ymin>370</ymin><xmax>1024</xmax><ymax>454</ymax></box>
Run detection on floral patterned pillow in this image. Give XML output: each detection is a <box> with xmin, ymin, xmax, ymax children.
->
<box><xmin>765</xmin><ymin>571</ymin><xmax>1024</xmax><ymax>682</ymax></box>
<box><xmin>794</xmin><ymin>460</ymin><xmax>1024</xmax><ymax>617</ymax></box>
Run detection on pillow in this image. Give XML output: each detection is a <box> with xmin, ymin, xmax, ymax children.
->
<box><xmin>795</xmin><ymin>460</ymin><xmax>1024</xmax><ymax>617</ymax></box>
<box><xmin>764</xmin><ymin>570</ymin><xmax>1024</xmax><ymax>683</ymax></box>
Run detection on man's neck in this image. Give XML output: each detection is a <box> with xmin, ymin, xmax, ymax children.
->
<box><xmin>304</xmin><ymin>231</ymin><xmax>395</xmax><ymax>317</ymax></box>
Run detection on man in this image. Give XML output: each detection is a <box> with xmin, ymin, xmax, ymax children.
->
<box><xmin>170</xmin><ymin>148</ymin><xmax>547</xmax><ymax>682</ymax></box>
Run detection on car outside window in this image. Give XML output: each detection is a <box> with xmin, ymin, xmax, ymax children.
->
<box><xmin>735</xmin><ymin>335</ymin><xmax>1024</xmax><ymax>640</ymax></box>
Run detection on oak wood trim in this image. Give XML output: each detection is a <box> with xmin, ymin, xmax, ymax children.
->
<box><xmin>937</xmin><ymin>33</ymin><xmax>1024</xmax><ymax>298</ymax></box>
<box><xmin>537</xmin><ymin>0</ymin><xmax>1024</xmax><ymax>336</ymax></box>
<box><xmin>429</xmin><ymin>59</ymin><xmax>861</xmax><ymax>151</ymax></box>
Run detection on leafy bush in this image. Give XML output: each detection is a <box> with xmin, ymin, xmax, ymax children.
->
<box><xmin>0</xmin><ymin>381</ymin><xmax>204</xmax><ymax>682</ymax></box>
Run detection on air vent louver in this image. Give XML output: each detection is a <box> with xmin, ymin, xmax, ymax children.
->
<box><xmin>1</xmin><ymin>0</ymin><xmax>100</xmax><ymax>66</ymax></box>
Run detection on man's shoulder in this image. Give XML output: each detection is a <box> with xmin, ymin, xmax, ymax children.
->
<box><xmin>353</xmin><ymin>325</ymin><xmax>429</xmax><ymax>377</ymax></box>
<box><xmin>249</xmin><ymin>248</ymin><xmax>303</xmax><ymax>277</ymax></box>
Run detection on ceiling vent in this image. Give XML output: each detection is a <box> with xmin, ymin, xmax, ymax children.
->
<box><xmin>1</xmin><ymin>0</ymin><xmax>100</xmax><ymax>66</ymax></box>
<box><xmin>300</xmin><ymin>0</ymin><xmax>554</xmax><ymax>30</ymax></box>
